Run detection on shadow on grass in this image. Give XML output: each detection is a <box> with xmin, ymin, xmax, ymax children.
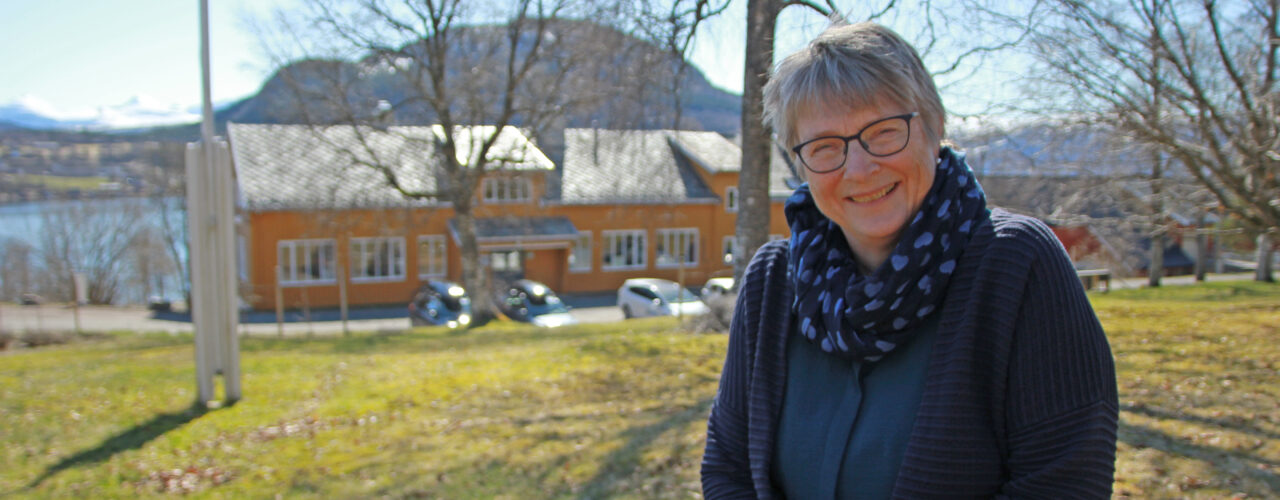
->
<box><xmin>576</xmin><ymin>397</ymin><xmax>714</xmax><ymax>499</ymax></box>
<box><xmin>239</xmin><ymin>319</ymin><xmax>681</xmax><ymax>356</ymax></box>
<box><xmin>1119</xmin><ymin>419</ymin><xmax>1280</xmax><ymax>494</ymax></box>
<box><xmin>1122</xmin><ymin>403</ymin><xmax>1280</xmax><ymax>442</ymax></box>
<box><xmin>26</xmin><ymin>402</ymin><xmax>220</xmax><ymax>489</ymax></box>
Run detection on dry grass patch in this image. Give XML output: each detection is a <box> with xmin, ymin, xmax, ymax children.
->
<box><xmin>1</xmin><ymin>282</ymin><xmax>1277</xmax><ymax>498</ymax></box>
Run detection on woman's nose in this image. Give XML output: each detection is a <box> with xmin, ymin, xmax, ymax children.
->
<box><xmin>841</xmin><ymin>145</ymin><xmax>878</xmax><ymax>179</ymax></box>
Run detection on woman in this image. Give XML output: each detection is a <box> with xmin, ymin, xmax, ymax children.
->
<box><xmin>701</xmin><ymin>22</ymin><xmax>1118</xmax><ymax>498</ymax></box>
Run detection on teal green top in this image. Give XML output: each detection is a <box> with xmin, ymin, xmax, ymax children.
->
<box><xmin>771</xmin><ymin>315</ymin><xmax>939</xmax><ymax>499</ymax></box>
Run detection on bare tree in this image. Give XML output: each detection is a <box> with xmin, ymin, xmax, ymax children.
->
<box><xmin>128</xmin><ymin>225</ymin><xmax>181</xmax><ymax>303</ymax></box>
<box><xmin>38</xmin><ymin>199</ymin><xmax>146</xmax><ymax>304</ymax></box>
<box><xmin>1008</xmin><ymin>0</ymin><xmax>1280</xmax><ymax>281</ymax></box>
<box><xmin>265</xmin><ymin>0</ymin><xmax>685</xmax><ymax>323</ymax></box>
<box><xmin>0</xmin><ymin>238</ymin><xmax>38</xmax><ymax>302</ymax></box>
<box><xmin>144</xmin><ymin>162</ymin><xmax>191</xmax><ymax>305</ymax></box>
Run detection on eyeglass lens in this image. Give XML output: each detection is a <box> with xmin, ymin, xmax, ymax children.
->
<box><xmin>797</xmin><ymin>115</ymin><xmax>912</xmax><ymax>173</ymax></box>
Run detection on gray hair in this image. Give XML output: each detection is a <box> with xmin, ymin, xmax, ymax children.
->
<box><xmin>763</xmin><ymin>22</ymin><xmax>945</xmax><ymax>154</ymax></box>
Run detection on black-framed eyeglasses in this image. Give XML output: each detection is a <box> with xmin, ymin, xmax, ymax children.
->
<box><xmin>791</xmin><ymin>112</ymin><xmax>919</xmax><ymax>174</ymax></box>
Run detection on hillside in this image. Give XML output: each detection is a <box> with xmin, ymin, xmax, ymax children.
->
<box><xmin>6</xmin><ymin>19</ymin><xmax>741</xmax><ymax>149</ymax></box>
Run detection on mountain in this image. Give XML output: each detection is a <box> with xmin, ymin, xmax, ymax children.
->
<box><xmin>6</xmin><ymin>20</ymin><xmax>742</xmax><ymax>147</ymax></box>
<box><xmin>0</xmin><ymin>95</ymin><xmax>205</xmax><ymax>132</ymax></box>
<box><xmin>0</xmin><ymin>100</ymin><xmax>84</xmax><ymax>130</ymax></box>
<box><xmin>214</xmin><ymin>20</ymin><xmax>743</xmax><ymax>135</ymax></box>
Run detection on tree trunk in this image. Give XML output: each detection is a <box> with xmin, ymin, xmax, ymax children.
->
<box><xmin>454</xmin><ymin>207</ymin><xmax>496</xmax><ymax>326</ymax></box>
<box><xmin>734</xmin><ymin>0</ymin><xmax>780</xmax><ymax>288</ymax></box>
<box><xmin>1148</xmin><ymin>233</ymin><xmax>1164</xmax><ymax>287</ymax></box>
<box><xmin>1256</xmin><ymin>233</ymin><xmax>1274</xmax><ymax>282</ymax></box>
<box><xmin>1194</xmin><ymin>211</ymin><xmax>1207</xmax><ymax>282</ymax></box>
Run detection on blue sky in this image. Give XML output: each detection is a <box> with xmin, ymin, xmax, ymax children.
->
<box><xmin>0</xmin><ymin>1</ymin><xmax>291</xmax><ymax>119</ymax></box>
<box><xmin>0</xmin><ymin>1</ymin><xmax>1011</xmax><ymax>125</ymax></box>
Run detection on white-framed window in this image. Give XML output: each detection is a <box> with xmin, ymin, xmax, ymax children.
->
<box><xmin>656</xmin><ymin>228</ymin><xmax>698</xmax><ymax>268</ymax></box>
<box><xmin>725</xmin><ymin>186</ymin><xmax>739</xmax><ymax>212</ymax></box>
<box><xmin>568</xmin><ymin>232</ymin><xmax>592</xmax><ymax>272</ymax></box>
<box><xmin>602</xmin><ymin>230</ymin><xmax>646</xmax><ymax>271</ymax></box>
<box><xmin>490</xmin><ymin>250</ymin><xmax>523</xmax><ymax>272</ymax></box>
<box><xmin>350</xmin><ymin>236</ymin><xmax>406</xmax><ymax>282</ymax></box>
<box><xmin>482</xmin><ymin>176</ymin><xmax>532</xmax><ymax>203</ymax></box>
<box><xmin>723</xmin><ymin>235</ymin><xmax>738</xmax><ymax>265</ymax></box>
<box><xmin>278</xmin><ymin>239</ymin><xmax>336</xmax><ymax>285</ymax></box>
<box><xmin>417</xmin><ymin>235</ymin><xmax>447</xmax><ymax>278</ymax></box>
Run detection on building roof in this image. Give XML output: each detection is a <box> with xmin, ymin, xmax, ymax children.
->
<box><xmin>230</xmin><ymin>123</ymin><xmax>802</xmax><ymax>210</ymax></box>
<box><xmin>560</xmin><ymin>128</ymin><xmax>799</xmax><ymax>204</ymax></box>
<box><xmin>666</xmin><ymin>130</ymin><xmax>741</xmax><ymax>173</ymax></box>
<box><xmin>228</xmin><ymin>123</ymin><xmax>550</xmax><ymax>211</ymax></box>
<box><xmin>723</xmin><ymin>135</ymin><xmax>803</xmax><ymax>198</ymax></box>
<box><xmin>560</xmin><ymin>129</ymin><xmax>715</xmax><ymax>204</ymax></box>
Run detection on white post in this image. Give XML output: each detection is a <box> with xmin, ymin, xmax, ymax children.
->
<box><xmin>188</xmin><ymin>0</ymin><xmax>241</xmax><ymax>405</ymax></box>
<box><xmin>214</xmin><ymin>142</ymin><xmax>241</xmax><ymax>401</ymax></box>
<box><xmin>187</xmin><ymin>144</ymin><xmax>215</xmax><ymax>403</ymax></box>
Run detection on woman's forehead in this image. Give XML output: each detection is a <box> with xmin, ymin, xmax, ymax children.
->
<box><xmin>793</xmin><ymin>97</ymin><xmax>906</xmax><ymax>129</ymax></box>
<box><xmin>794</xmin><ymin>88</ymin><xmax>906</xmax><ymax>120</ymax></box>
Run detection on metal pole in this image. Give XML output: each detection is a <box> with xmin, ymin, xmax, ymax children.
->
<box><xmin>200</xmin><ymin>0</ymin><xmax>215</xmax><ymax>148</ymax></box>
<box><xmin>338</xmin><ymin>262</ymin><xmax>349</xmax><ymax>337</ymax></box>
<box><xmin>275</xmin><ymin>265</ymin><xmax>284</xmax><ymax>338</ymax></box>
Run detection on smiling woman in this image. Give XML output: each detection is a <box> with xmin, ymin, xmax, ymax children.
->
<box><xmin>702</xmin><ymin>21</ymin><xmax>1119</xmax><ymax>499</ymax></box>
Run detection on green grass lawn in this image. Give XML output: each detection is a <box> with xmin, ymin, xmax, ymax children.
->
<box><xmin>1</xmin><ymin>281</ymin><xmax>1277</xmax><ymax>498</ymax></box>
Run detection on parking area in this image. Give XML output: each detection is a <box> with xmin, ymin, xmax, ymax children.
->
<box><xmin>0</xmin><ymin>292</ymin><xmax>625</xmax><ymax>337</ymax></box>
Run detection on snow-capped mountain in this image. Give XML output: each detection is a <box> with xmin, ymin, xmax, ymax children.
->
<box><xmin>0</xmin><ymin>94</ymin><xmax>203</xmax><ymax>130</ymax></box>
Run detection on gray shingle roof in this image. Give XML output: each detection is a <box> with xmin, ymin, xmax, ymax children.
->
<box><xmin>448</xmin><ymin>216</ymin><xmax>578</xmax><ymax>241</ymax></box>
<box><xmin>560</xmin><ymin>128</ymin><xmax>800</xmax><ymax>204</ymax></box>
<box><xmin>560</xmin><ymin>129</ymin><xmax>715</xmax><ymax>204</ymax></box>
<box><xmin>229</xmin><ymin>123</ymin><xmax>550</xmax><ymax>211</ymax></box>
<box><xmin>667</xmin><ymin>131</ymin><xmax>740</xmax><ymax>173</ymax></box>
<box><xmin>725</xmin><ymin>135</ymin><xmax>805</xmax><ymax>197</ymax></box>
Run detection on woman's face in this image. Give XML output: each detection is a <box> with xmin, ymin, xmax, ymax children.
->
<box><xmin>796</xmin><ymin>103</ymin><xmax>938</xmax><ymax>265</ymax></box>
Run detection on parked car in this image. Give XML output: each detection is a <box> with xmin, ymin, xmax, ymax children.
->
<box><xmin>497</xmin><ymin>279</ymin><xmax>578</xmax><ymax>328</ymax></box>
<box><xmin>408</xmin><ymin>280</ymin><xmax>472</xmax><ymax>328</ymax></box>
<box><xmin>700</xmin><ymin>277</ymin><xmax>735</xmax><ymax>303</ymax></box>
<box><xmin>617</xmin><ymin>278</ymin><xmax>708</xmax><ymax>319</ymax></box>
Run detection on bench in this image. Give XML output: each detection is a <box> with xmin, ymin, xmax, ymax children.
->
<box><xmin>1076</xmin><ymin>269</ymin><xmax>1112</xmax><ymax>292</ymax></box>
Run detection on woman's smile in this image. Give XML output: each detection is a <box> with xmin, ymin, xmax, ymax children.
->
<box><xmin>846</xmin><ymin>182</ymin><xmax>898</xmax><ymax>203</ymax></box>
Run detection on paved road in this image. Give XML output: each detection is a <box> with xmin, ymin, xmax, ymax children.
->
<box><xmin>1</xmin><ymin>273</ymin><xmax>1257</xmax><ymax>336</ymax></box>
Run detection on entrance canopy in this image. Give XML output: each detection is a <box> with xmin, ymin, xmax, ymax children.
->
<box><xmin>448</xmin><ymin>216</ymin><xmax>580</xmax><ymax>251</ymax></box>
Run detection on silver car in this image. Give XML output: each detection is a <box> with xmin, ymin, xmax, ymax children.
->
<box><xmin>617</xmin><ymin>278</ymin><xmax>708</xmax><ymax>319</ymax></box>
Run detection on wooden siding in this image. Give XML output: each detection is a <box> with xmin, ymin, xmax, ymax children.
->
<box><xmin>243</xmin><ymin>176</ymin><xmax>790</xmax><ymax>310</ymax></box>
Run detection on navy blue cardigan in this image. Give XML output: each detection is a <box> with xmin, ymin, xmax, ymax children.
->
<box><xmin>701</xmin><ymin>209</ymin><xmax>1119</xmax><ymax>499</ymax></box>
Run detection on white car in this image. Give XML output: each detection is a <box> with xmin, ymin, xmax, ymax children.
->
<box><xmin>617</xmin><ymin>278</ymin><xmax>708</xmax><ymax>319</ymax></box>
<box><xmin>700</xmin><ymin>277</ymin><xmax>735</xmax><ymax>302</ymax></box>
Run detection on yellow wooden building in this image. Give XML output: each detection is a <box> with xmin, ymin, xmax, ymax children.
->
<box><xmin>228</xmin><ymin>123</ymin><xmax>796</xmax><ymax>310</ymax></box>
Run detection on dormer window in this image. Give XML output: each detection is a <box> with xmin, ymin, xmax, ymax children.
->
<box><xmin>483</xmin><ymin>177</ymin><xmax>532</xmax><ymax>203</ymax></box>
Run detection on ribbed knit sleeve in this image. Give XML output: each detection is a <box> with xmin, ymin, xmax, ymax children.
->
<box><xmin>702</xmin><ymin>241</ymin><xmax>792</xmax><ymax>499</ymax></box>
<box><xmin>996</xmin><ymin>216</ymin><xmax>1119</xmax><ymax>498</ymax></box>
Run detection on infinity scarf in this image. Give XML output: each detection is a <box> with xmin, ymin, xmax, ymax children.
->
<box><xmin>785</xmin><ymin>146</ymin><xmax>987</xmax><ymax>362</ymax></box>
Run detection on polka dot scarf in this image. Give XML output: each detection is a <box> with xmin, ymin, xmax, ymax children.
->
<box><xmin>784</xmin><ymin>147</ymin><xmax>987</xmax><ymax>362</ymax></box>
